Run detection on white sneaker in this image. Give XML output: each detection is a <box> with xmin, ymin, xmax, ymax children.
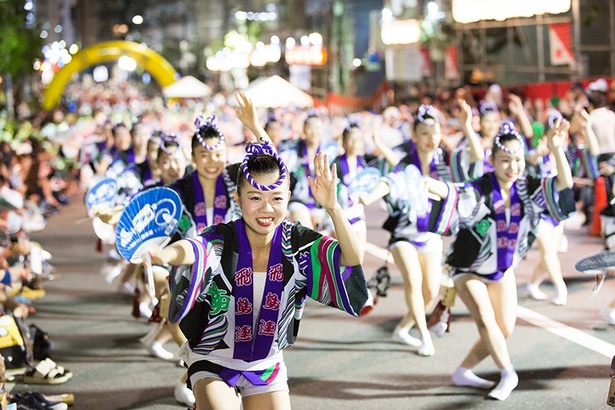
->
<box><xmin>174</xmin><ymin>381</ymin><xmax>195</xmax><ymax>407</ymax></box>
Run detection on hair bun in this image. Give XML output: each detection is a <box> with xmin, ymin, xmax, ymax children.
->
<box><xmin>416</xmin><ymin>105</ymin><xmax>438</xmax><ymax>124</ymax></box>
<box><xmin>479</xmin><ymin>100</ymin><xmax>499</xmax><ymax>116</ymax></box>
<box><xmin>194</xmin><ymin>115</ymin><xmax>225</xmax><ymax>149</ymax></box>
<box><xmin>240</xmin><ymin>141</ymin><xmax>288</xmax><ymax>191</ymax></box>
<box><xmin>498</xmin><ymin>120</ymin><xmax>517</xmax><ymax>136</ymax></box>
<box><xmin>547</xmin><ymin>110</ymin><xmax>563</xmax><ymax>129</ymax></box>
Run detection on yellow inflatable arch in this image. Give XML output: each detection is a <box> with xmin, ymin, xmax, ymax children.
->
<box><xmin>42</xmin><ymin>41</ymin><xmax>178</xmax><ymax>111</ymax></box>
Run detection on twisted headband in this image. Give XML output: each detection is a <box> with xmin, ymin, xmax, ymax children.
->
<box><xmin>159</xmin><ymin>133</ymin><xmax>182</xmax><ymax>156</ymax></box>
<box><xmin>149</xmin><ymin>131</ymin><xmax>163</xmax><ymax>143</ymax></box>
<box><xmin>240</xmin><ymin>140</ymin><xmax>288</xmax><ymax>191</ymax></box>
<box><xmin>304</xmin><ymin>110</ymin><xmax>319</xmax><ymax>125</ymax></box>
<box><xmin>344</xmin><ymin>118</ymin><xmax>360</xmax><ymax>133</ymax></box>
<box><xmin>416</xmin><ymin>104</ymin><xmax>438</xmax><ymax>125</ymax></box>
<box><xmin>194</xmin><ymin>115</ymin><xmax>225</xmax><ymax>150</ymax></box>
<box><xmin>479</xmin><ymin>100</ymin><xmax>499</xmax><ymax>117</ymax></box>
<box><xmin>547</xmin><ymin>110</ymin><xmax>563</xmax><ymax>130</ymax></box>
<box><xmin>494</xmin><ymin>121</ymin><xmax>524</xmax><ymax>155</ymax></box>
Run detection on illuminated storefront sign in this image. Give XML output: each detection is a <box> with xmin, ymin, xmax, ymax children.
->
<box><xmin>452</xmin><ymin>0</ymin><xmax>571</xmax><ymax>24</ymax></box>
<box><xmin>381</xmin><ymin>19</ymin><xmax>421</xmax><ymax>45</ymax></box>
<box><xmin>285</xmin><ymin>46</ymin><xmax>327</xmax><ymax>66</ymax></box>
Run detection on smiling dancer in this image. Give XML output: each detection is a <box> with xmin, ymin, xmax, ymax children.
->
<box><xmin>149</xmin><ymin>143</ymin><xmax>368</xmax><ymax>410</ymax></box>
<box><xmin>426</xmin><ymin>120</ymin><xmax>575</xmax><ymax>400</ymax></box>
<box><xmin>359</xmin><ymin>104</ymin><xmax>482</xmax><ymax>356</ymax></box>
<box><xmin>168</xmin><ymin>115</ymin><xmax>241</xmax><ymax>240</ymax></box>
<box><xmin>525</xmin><ymin>109</ymin><xmax>599</xmax><ymax>305</ymax></box>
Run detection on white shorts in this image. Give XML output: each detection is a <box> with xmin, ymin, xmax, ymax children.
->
<box><xmin>190</xmin><ymin>360</ymin><xmax>289</xmax><ymax>398</ymax></box>
<box><xmin>389</xmin><ymin>234</ymin><xmax>442</xmax><ymax>254</ymax></box>
<box><xmin>451</xmin><ymin>267</ymin><xmax>516</xmax><ymax>283</ymax></box>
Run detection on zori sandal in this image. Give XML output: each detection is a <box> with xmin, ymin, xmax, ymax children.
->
<box><xmin>22</xmin><ymin>358</ymin><xmax>73</xmax><ymax>385</ymax></box>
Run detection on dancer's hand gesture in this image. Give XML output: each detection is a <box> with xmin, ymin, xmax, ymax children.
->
<box><xmin>235</xmin><ymin>92</ymin><xmax>273</xmax><ymax>146</ymax></box>
<box><xmin>457</xmin><ymin>98</ymin><xmax>473</xmax><ymax>129</ymax></box>
<box><xmin>546</xmin><ymin>117</ymin><xmax>570</xmax><ymax>150</ymax></box>
<box><xmin>308</xmin><ymin>152</ymin><xmax>339</xmax><ymax>212</ymax></box>
<box><xmin>235</xmin><ymin>92</ymin><xmax>259</xmax><ymax>131</ymax></box>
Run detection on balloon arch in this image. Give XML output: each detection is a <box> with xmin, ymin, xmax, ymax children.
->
<box><xmin>42</xmin><ymin>41</ymin><xmax>178</xmax><ymax>110</ymax></box>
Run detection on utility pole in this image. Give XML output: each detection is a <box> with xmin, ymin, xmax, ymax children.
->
<box><xmin>572</xmin><ymin>0</ymin><xmax>582</xmax><ymax>79</ymax></box>
<box><xmin>330</xmin><ymin>0</ymin><xmax>344</xmax><ymax>94</ymax></box>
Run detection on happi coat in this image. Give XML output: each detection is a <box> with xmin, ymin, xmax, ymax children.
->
<box><xmin>168</xmin><ymin>219</ymin><xmax>369</xmax><ymax>369</ymax></box>
<box><xmin>445</xmin><ymin>173</ymin><xmax>576</xmax><ymax>279</ymax></box>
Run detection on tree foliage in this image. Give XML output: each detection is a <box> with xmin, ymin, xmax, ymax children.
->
<box><xmin>0</xmin><ymin>0</ymin><xmax>43</xmax><ymax>78</ymax></box>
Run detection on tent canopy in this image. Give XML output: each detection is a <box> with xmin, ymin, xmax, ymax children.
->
<box><xmin>162</xmin><ymin>75</ymin><xmax>212</xmax><ymax>98</ymax></box>
<box><xmin>240</xmin><ymin>75</ymin><xmax>314</xmax><ymax>108</ymax></box>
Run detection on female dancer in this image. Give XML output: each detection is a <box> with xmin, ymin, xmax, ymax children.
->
<box><xmin>158</xmin><ymin>94</ymin><xmax>270</xmax><ymax>406</ymax></box>
<box><xmin>526</xmin><ymin>109</ymin><xmax>599</xmax><ymax>305</ymax></box>
<box><xmin>466</xmin><ymin>95</ymin><xmax>533</xmax><ymax>177</ymax></box>
<box><xmin>333</xmin><ymin>122</ymin><xmax>370</xmax><ymax>248</ymax></box>
<box><xmin>168</xmin><ymin>115</ymin><xmax>240</xmax><ymax>238</ymax></box>
<box><xmin>285</xmin><ymin>112</ymin><xmax>339</xmax><ymax>231</ymax></box>
<box><xmin>167</xmin><ymin>92</ymin><xmax>270</xmax><ymax>237</ymax></box>
<box><xmin>139</xmin><ymin>134</ymin><xmax>190</xmax><ymax>356</ymax></box>
<box><xmin>359</xmin><ymin>104</ymin><xmax>482</xmax><ymax>356</ymax></box>
<box><xmin>427</xmin><ymin>120</ymin><xmax>574</xmax><ymax>400</ymax></box>
<box><xmin>150</xmin><ymin>144</ymin><xmax>368</xmax><ymax>410</ymax></box>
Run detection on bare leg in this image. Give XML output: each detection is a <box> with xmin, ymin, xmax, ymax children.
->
<box><xmin>529</xmin><ymin>221</ymin><xmax>567</xmax><ymax>304</ymax></box>
<box><xmin>174</xmin><ymin>371</ymin><xmax>195</xmax><ymax>406</ymax></box>
<box><xmin>390</xmin><ymin>242</ymin><xmax>431</xmax><ymax>353</ymax></box>
<box><xmin>119</xmin><ymin>262</ymin><xmax>137</xmax><ymax>288</ymax></box>
<box><xmin>527</xmin><ymin>258</ymin><xmax>548</xmax><ymax>300</ymax></box>
<box><xmin>418</xmin><ymin>243</ymin><xmax>444</xmax><ymax>309</ymax></box>
<box><xmin>243</xmin><ymin>391</ymin><xmax>292</xmax><ymax>410</ymax></box>
<box><xmin>167</xmin><ymin>321</ymin><xmax>187</xmax><ymax>346</ymax></box>
<box><xmin>455</xmin><ymin>274</ymin><xmax>517</xmax><ymax>369</ymax></box>
<box><xmin>453</xmin><ymin>273</ymin><xmax>518</xmax><ymax>400</ymax></box>
<box><xmin>193</xmin><ymin>378</ymin><xmax>241</xmax><ymax>410</ymax></box>
<box><xmin>415</xmin><ymin>241</ymin><xmax>444</xmax><ymax>356</ymax></box>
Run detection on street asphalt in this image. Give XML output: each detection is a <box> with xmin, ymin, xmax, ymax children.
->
<box><xmin>9</xmin><ymin>194</ymin><xmax>615</xmax><ymax>410</ymax></box>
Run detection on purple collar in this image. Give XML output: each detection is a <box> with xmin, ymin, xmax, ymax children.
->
<box><xmin>191</xmin><ymin>171</ymin><xmax>228</xmax><ymax>233</ymax></box>
<box><xmin>491</xmin><ymin>174</ymin><xmax>521</xmax><ymax>276</ymax></box>
<box><xmin>232</xmin><ymin>219</ymin><xmax>284</xmax><ymax>362</ymax></box>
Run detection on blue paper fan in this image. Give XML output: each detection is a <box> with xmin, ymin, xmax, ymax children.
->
<box><xmin>347</xmin><ymin>168</ymin><xmax>381</xmax><ymax>196</ymax></box>
<box><xmin>85</xmin><ymin>178</ymin><xmax>118</xmax><ymax>211</ymax></box>
<box><xmin>575</xmin><ymin>250</ymin><xmax>615</xmax><ymax>273</ymax></box>
<box><xmin>115</xmin><ymin>187</ymin><xmax>182</xmax><ymax>263</ymax></box>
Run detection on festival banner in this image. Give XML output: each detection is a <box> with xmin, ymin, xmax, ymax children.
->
<box><xmin>549</xmin><ymin>23</ymin><xmax>574</xmax><ymax>66</ymax></box>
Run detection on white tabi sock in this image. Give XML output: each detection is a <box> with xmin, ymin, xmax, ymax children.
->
<box><xmin>552</xmin><ymin>283</ymin><xmax>568</xmax><ymax>306</ymax></box>
<box><xmin>391</xmin><ymin>326</ymin><xmax>422</xmax><ymax>348</ymax></box>
<box><xmin>417</xmin><ymin>331</ymin><xmax>435</xmax><ymax>356</ymax></box>
<box><xmin>451</xmin><ymin>367</ymin><xmax>495</xmax><ymax>389</ymax></box>
<box><xmin>527</xmin><ymin>283</ymin><xmax>547</xmax><ymax>300</ymax></box>
<box><xmin>487</xmin><ymin>366</ymin><xmax>519</xmax><ymax>400</ymax></box>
